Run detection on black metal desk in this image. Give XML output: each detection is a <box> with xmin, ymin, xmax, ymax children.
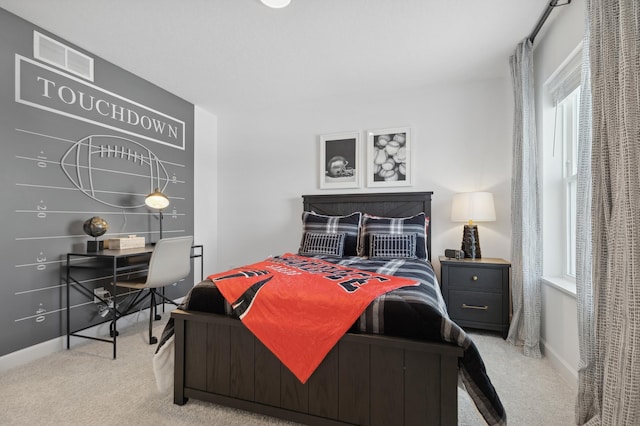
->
<box><xmin>66</xmin><ymin>244</ymin><xmax>203</xmax><ymax>358</ymax></box>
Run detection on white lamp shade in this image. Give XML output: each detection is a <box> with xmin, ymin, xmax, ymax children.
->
<box><xmin>145</xmin><ymin>189</ymin><xmax>170</xmax><ymax>210</ymax></box>
<box><xmin>451</xmin><ymin>192</ymin><xmax>496</xmax><ymax>223</ymax></box>
<box><xmin>260</xmin><ymin>0</ymin><xmax>291</xmax><ymax>8</ymax></box>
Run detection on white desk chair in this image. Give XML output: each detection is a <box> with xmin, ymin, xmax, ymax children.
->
<box><xmin>114</xmin><ymin>235</ymin><xmax>193</xmax><ymax>344</ymax></box>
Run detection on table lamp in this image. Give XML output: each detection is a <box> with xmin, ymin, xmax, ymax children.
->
<box><xmin>145</xmin><ymin>188</ymin><xmax>170</xmax><ymax>240</ymax></box>
<box><xmin>451</xmin><ymin>192</ymin><xmax>496</xmax><ymax>258</ymax></box>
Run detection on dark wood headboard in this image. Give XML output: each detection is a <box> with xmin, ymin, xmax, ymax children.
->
<box><xmin>302</xmin><ymin>192</ymin><xmax>433</xmax><ymax>261</ymax></box>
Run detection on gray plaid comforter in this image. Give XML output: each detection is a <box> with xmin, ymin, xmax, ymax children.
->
<box><xmin>155</xmin><ymin>255</ymin><xmax>506</xmax><ymax>425</ymax></box>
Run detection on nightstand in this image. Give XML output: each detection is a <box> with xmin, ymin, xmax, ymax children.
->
<box><xmin>439</xmin><ymin>256</ymin><xmax>511</xmax><ymax>338</ymax></box>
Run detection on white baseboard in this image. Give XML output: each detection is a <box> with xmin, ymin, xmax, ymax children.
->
<box><xmin>541</xmin><ymin>338</ymin><xmax>579</xmax><ymax>391</ymax></box>
<box><xmin>0</xmin><ymin>302</ymin><xmax>180</xmax><ymax>374</ymax></box>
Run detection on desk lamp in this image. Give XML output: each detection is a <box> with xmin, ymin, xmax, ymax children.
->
<box><xmin>145</xmin><ymin>188</ymin><xmax>170</xmax><ymax>240</ymax></box>
<box><xmin>451</xmin><ymin>192</ymin><xmax>496</xmax><ymax>258</ymax></box>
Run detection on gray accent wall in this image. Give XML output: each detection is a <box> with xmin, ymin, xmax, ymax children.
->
<box><xmin>0</xmin><ymin>8</ymin><xmax>195</xmax><ymax>357</ymax></box>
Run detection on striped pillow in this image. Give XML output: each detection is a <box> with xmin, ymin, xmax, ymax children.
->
<box><xmin>300</xmin><ymin>211</ymin><xmax>361</xmax><ymax>256</ymax></box>
<box><xmin>299</xmin><ymin>232</ymin><xmax>345</xmax><ymax>257</ymax></box>
<box><xmin>360</xmin><ymin>212</ymin><xmax>429</xmax><ymax>259</ymax></box>
<box><xmin>369</xmin><ymin>233</ymin><xmax>417</xmax><ymax>259</ymax></box>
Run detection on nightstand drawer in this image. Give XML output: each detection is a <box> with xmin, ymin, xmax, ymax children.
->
<box><xmin>448</xmin><ymin>266</ymin><xmax>503</xmax><ymax>291</ymax></box>
<box><xmin>448</xmin><ymin>290</ymin><xmax>502</xmax><ymax>325</ymax></box>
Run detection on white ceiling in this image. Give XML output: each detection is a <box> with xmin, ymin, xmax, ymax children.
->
<box><xmin>0</xmin><ymin>0</ymin><xmax>549</xmax><ymax>116</ymax></box>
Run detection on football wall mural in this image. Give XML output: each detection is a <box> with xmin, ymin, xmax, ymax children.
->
<box><xmin>0</xmin><ymin>7</ymin><xmax>195</xmax><ymax>357</ymax></box>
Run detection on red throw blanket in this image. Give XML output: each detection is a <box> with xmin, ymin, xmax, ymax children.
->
<box><xmin>208</xmin><ymin>253</ymin><xmax>417</xmax><ymax>383</ymax></box>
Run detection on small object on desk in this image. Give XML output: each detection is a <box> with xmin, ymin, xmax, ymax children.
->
<box><xmin>107</xmin><ymin>236</ymin><xmax>146</xmax><ymax>249</ymax></box>
<box><xmin>83</xmin><ymin>216</ymin><xmax>108</xmax><ymax>252</ymax></box>
<box><xmin>86</xmin><ymin>240</ymin><xmax>104</xmax><ymax>252</ymax></box>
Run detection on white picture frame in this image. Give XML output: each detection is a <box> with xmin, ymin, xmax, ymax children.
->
<box><xmin>319</xmin><ymin>131</ymin><xmax>360</xmax><ymax>189</ymax></box>
<box><xmin>366</xmin><ymin>127</ymin><xmax>412</xmax><ymax>187</ymax></box>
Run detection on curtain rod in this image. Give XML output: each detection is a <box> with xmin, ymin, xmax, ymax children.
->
<box><xmin>528</xmin><ymin>0</ymin><xmax>572</xmax><ymax>43</ymax></box>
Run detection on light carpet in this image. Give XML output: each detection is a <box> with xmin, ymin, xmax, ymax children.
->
<box><xmin>0</xmin><ymin>316</ymin><xmax>576</xmax><ymax>425</ymax></box>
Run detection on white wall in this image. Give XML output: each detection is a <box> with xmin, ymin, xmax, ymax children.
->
<box><xmin>215</xmin><ymin>77</ymin><xmax>513</xmax><ymax>278</ymax></box>
<box><xmin>534</xmin><ymin>0</ymin><xmax>585</xmax><ymax>388</ymax></box>
<box><xmin>194</xmin><ymin>106</ymin><xmax>219</xmax><ymax>276</ymax></box>
<box><xmin>541</xmin><ymin>282</ymin><xmax>580</xmax><ymax>385</ymax></box>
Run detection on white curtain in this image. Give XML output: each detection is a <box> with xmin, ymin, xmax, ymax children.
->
<box><xmin>507</xmin><ymin>39</ymin><xmax>542</xmax><ymax>358</ymax></box>
<box><xmin>575</xmin><ymin>3</ymin><xmax>594</xmax><ymax>422</ymax></box>
<box><xmin>580</xmin><ymin>0</ymin><xmax>640</xmax><ymax>424</ymax></box>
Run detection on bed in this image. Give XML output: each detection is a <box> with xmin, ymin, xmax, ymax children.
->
<box><xmin>154</xmin><ymin>192</ymin><xmax>505</xmax><ymax>425</ymax></box>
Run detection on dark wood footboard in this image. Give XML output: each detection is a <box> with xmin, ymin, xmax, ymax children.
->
<box><xmin>172</xmin><ymin>309</ymin><xmax>463</xmax><ymax>426</ymax></box>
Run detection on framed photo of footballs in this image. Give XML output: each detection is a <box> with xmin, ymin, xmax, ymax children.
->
<box><xmin>366</xmin><ymin>127</ymin><xmax>412</xmax><ymax>187</ymax></box>
<box><xmin>319</xmin><ymin>131</ymin><xmax>360</xmax><ymax>189</ymax></box>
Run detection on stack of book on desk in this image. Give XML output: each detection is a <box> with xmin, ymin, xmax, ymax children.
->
<box><xmin>105</xmin><ymin>236</ymin><xmax>146</xmax><ymax>249</ymax></box>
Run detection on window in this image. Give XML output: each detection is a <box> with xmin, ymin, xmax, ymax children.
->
<box><xmin>557</xmin><ymin>87</ymin><xmax>580</xmax><ymax>278</ymax></box>
<box><xmin>542</xmin><ymin>44</ymin><xmax>582</xmax><ymax>285</ymax></box>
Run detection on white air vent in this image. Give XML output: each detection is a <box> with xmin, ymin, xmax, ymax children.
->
<box><xmin>33</xmin><ymin>31</ymin><xmax>94</xmax><ymax>81</ymax></box>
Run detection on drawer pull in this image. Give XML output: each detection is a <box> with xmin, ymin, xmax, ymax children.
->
<box><xmin>462</xmin><ymin>303</ymin><xmax>488</xmax><ymax>310</ymax></box>
<box><xmin>472</xmin><ymin>275</ymin><xmax>478</xmax><ymax>281</ymax></box>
